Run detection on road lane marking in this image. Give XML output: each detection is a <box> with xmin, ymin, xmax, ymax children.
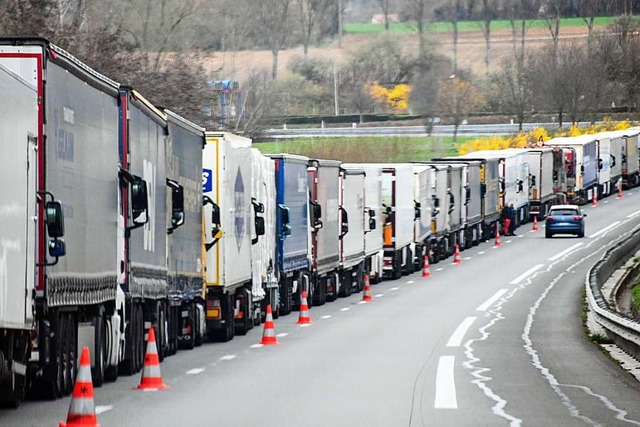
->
<box><xmin>390</xmin><ymin>287</ymin><xmax>400</xmax><ymax>291</ymax></box>
<box><xmin>250</xmin><ymin>344</ymin><xmax>264</xmax><ymax>349</ymax></box>
<box><xmin>357</xmin><ymin>301</ymin><xmax>368</xmax><ymax>304</ymax></box>
<box><xmin>476</xmin><ymin>289</ymin><xmax>508</xmax><ymax>312</ymax></box>
<box><xmin>464</xmin><ymin>257</ymin><xmax>472</xmax><ymax>260</ymax></box>
<box><xmin>375</xmin><ymin>293</ymin><xmax>384</xmax><ymax>297</ymax></box>
<box><xmin>321</xmin><ymin>315</ymin><xmax>332</xmax><ymax>319</ymax></box>
<box><xmin>446</xmin><ymin>317</ymin><xmax>477</xmax><ymax>347</ymax></box>
<box><xmin>406</xmin><ymin>280</ymin><xmax>415</xmax><ymax>284</ymax></box>
<box><xmin>589</xmin><ymin>221</ymin><xmax>621</xmax><ymax>238</ymax></box>
<box><xmin>478</xmin><ymin>251</ymin><xmax>485</xmax><ymax>254</ymax></box>
<box><xmin>299</xmin><ymin>323</ymin><xmax>311</xmax><ymax>327</ymax></box>
<box><xmin>276</xmin><ymin>333</ymin><xmax>289</xmax><ymax>338</ymax></box>
<box><xmin>95</xmin><ymin>405</ymin><xmax>114</xmax><ymax>415</ymax></box>
<box><xmin>434</xmin><ymin>356</ymin><xmax>458</xmax><ymax>409</ymax></box>
<box><xmin>509</xmin><ymin>264</ymin><xmax>544</xmax><ymax>285</ymax></box>
<box><xmin>547</xmin><ymin>243</ymin><xmax>583</xmax><ymax>261</ymax></box>
<box><xmin>220</xmin><ymin>355</ymin><xmax>236</xmax><ymax>361</ymax></box>
<box><xmin>186</xmin><ymin>368</ymin><xmax>205</xmax><ymax>375</ymax></box>
<box><xmin>626</xmin><ymin>210</ymin><xmax>640</xmax><ymax>218</ymax></box>
<box><xmin>604</xmin><ymin>200</ymin><xmax>609</xmax><ymax>204</ymax></box>
<box><xmin>340</xmin><ymin>307</ymin><xmax>351</xmax><ymax>312</ymax></box>
<box><xmin>436</xmin><ymin>267</ymin><xmax>444</xmax><ymax>271</ymax></box>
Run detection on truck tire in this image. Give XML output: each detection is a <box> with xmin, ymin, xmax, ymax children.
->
<box><xmin>64</xmin><ymin>315</ymin><xmax>77</xmax><ymax>396</ymax></box>
<box><xmin>0</xmin><ymin>333</ymin><xmax>28</xmax><ymax>408</ymax></box>
<box><xmin>92</xmin><ymin>313</ymin><xmax>107</xmax><ymax>387</ymax></box>
<box><xmin>104</xmin><ymin>314</ymin><xmax>119</xmax><ymax>382</ymax></box>
<box><xmin>392</xmin><ymin>251</ymin><xmax>402</xmax><ymax>280</ymax></box>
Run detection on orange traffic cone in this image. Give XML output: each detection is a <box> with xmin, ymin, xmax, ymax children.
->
<box><xmin>361</xmin><ymin>275</ymin><xmax>373</xmax><ymax>302</ymax></box>
<box><xmin>494</xmin><ymin>224</ymin><xmax>502</xmax><ymax>247</ymax></box>
<box><xmin>421</xmin><ymin>255</ymin><xmax>431</xmax><ymax>278</ymax></box>
<box><xmin>533</xmin><ymin>216</ymin><xmax>539</xmax><ymax>231</ymax></box>
<box><xmin>296</xmin><ymin>291</ymin><xmax>312</xmax><ymax>324</ymax></box>
<box><xmin>592</xmin><ymin>189</ymin><xmax>598</xmax><ymax>207</ymax></box>
<box><xmin>260</xmin><ymin>304</ymin><xmax>278</xmax><ymax>345</ymax></box>
<box><xmin>60</xmin><ymin>346</ymin><xmax>100</xmax><ymax>427</ymax></box>
<box><xmin>136</xmin><ymin>327</ymin><xmax>169</xmax><ymax>390</ymax></box>
<box><xmin>452</xmin><ymin>244</ymin><xmax>462</xmax><ymax>264</ymax></box>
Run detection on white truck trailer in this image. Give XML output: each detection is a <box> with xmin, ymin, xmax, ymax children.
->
<box><xmin>203</xmin><ymin>132</ymin><xmax>255</xmax><ymax>341</ymax></box>
<box><xmin>339</xmin><ymin>167</ymin><xmax>367</xmax><ymax>294</ymax></box>
<box><xmin>343</xmin><ymin>164</ymin><xmax>383</xmax><ymax>284</ymax></box>
<box><xmin>597</xmin><ymin>129</ymin><xmax>639</xmax><ymax>189</ymax></box>
<box><xmin>250</xmin><ymin>149</ymin><xmax>278</xmax><ymax>323</ymax></box>
<box><xmin>412</xmin><ymin>166</ymin><xmax>433</xmax><ymax>269</ymax></box>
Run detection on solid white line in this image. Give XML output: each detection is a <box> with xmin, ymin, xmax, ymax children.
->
<box><xmin>446</xmin><ymin>317</ymin><xmax>477</xmax><ymax>347</ymax></box>
<box><xmin>321</xmin><ymin>315</ymin><xmax>332</xmax><ymax>319</ymax></box>
<box><xmin>547</xmin><ymin>243</ymin><xmax>584</xmax><ymax>261</ymax></box>
<box><xmin>95</xmin><ymin>405</ymin><xmax>114</xmax><ymax>415</ymax></box>
<box><xmin>589</xmin><ymin>221</ymin><xmax>621</xmax><ymax>239</ymax></box>
<box><xmin>509</xmin><ymin>264</ymin><xmax>544</xmax><ymax>285</ymax></box>
<box><xmin>186</xmin><ymin>368</ymin><xmax>205</xmax><ymax>375</ymax></box>
<box><xmin>434</xmin><ymin>356</ymin><xmax>458</xmax><ymax>409</ymax></box>
<box><xmin>220</xmin><ymin>355</ymin><xmax>236</xmax><ymax>361</ymax></box>
<box><xmin>626</xmin><ymin>210</ymin><xmax>640</xmax><ymax>218</ymax></box>
<box><xmin>476</xmin><ymin>289</ymin><xmax>509</xmax><ymax>312</ymax></box>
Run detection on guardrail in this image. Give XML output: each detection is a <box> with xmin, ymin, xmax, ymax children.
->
<box><xmin>586</xmin><ymin>226</ymin><xmax>640</xmax><ymax>359</ymax></box>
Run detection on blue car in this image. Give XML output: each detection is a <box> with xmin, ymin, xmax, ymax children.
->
<box><xmin>545</xmin><ymin>205</ymin><xmax>586</xmax><ymax>238</ymax></box>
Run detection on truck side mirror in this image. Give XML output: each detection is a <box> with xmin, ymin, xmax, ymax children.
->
<box><xmin>369</xmin><ymin>217</ymin><xmax>376</xmax><ymax>230</ymax></box>
<box><xmin>465</xmin><ymin>186</ymin><xmax>471</xmax><ymax>204</ymax></box>
<box><xmin>432</xmin><ymin>196</ymin><xmax>440</xmax><ymax>217</ymax></box>
<box><xmin>414</xmin><ymin>201</ymin><xmax>421</xmax><ymax>220</ymax></box>
<box><xmin>278</xmin><ymin>204</ymin><xmax>291</xmax><ymax>237</ymax></box>
<box><xmin>48</xmin><ymin>239</ymin><xmax>66</xmax><ymax>258</ymax></box>
<box><xmin>45</xmin><ymin>200</ymin><xmax>65</xmax><ymax>238</ymax></box>
<box><xmin>313</xmin><ymin>202</ymin><xmax>321</xmax><ymax>219</ymax></box>
<box><xmin>517</xmin><ymin>180</ymin><xmax>524</xmax><ymax>193</ymax></box>
<box><xmin>499</xmin><ymin>178</ymin><xmax>505</xmax><ymax>193</ymax></box>
<box><xmin>598</xmin><ymin>158</ymin><xmax>603</xmax><ymax>170</ymax></box>
<box><xmin>552</xmin><ymin>170</ymin><xmax>558</xmax><ymax>181</ymax></box>
<box><xmin>131</xmin><ymin>177</ymin><xmax>149</xmax><ymax>225</ymax></box>
<box><xmin>167</xmin><ymin>179</ymin><xmax>185</xmax><ymax>234</ymax></box>
<box><xmin>480</xmin><ymin>183</ymin><xmax>486</xmax><ymax>198</ymax></box>
<box><xmin>339</xmin><ymin>207</ymin><xmax>349</xmax><ymax>238</ymax></box>
<box><xmin>610</xmin><ymin>154</ymin><xmax>616</xmax><ymax>167</ymax></box>
<box><xmin>255</xmin><ymin>216</ymin><xmax>265</xmax><ymax>236</ymax></box>
<box><xmin>447</xmin><ymin>191</ymin><xmax>455</xmax><ymax>214</ymax></box>
<box><xmin>368</xmin><ymin>208</ymin><xmax>375</xmax><ymax>218</ymax></box>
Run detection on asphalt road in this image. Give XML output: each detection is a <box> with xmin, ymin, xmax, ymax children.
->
<box><xmin>4</xmin><ymin>192</ymin><xmax>640</xmax><ymax>426</ymax></box>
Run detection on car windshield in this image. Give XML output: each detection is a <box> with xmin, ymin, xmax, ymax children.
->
<box><xmin>550</xmin><ymin>209</ymin><xmax>579</xmax><ymax>216</ymax></box>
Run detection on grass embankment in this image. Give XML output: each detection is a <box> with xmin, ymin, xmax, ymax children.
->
<box><xmin>632</xmin><ymin>284</ymin><xmax>640</xmax><ymax>316</ymax></box>
<box><xmin>345</xmin><ymin>16</ymin><xmax>615</xmax><ymax>34</ymax></box>
<box><xmin>255</xmin><ymin>136</ymin><xmax>471</xmax><ymax>162</ymax></box>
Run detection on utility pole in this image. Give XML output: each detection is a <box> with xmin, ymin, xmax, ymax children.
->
<box><xmin>334</xmin><ymin>61</ymin><xmax>339</xmax><ymax>116</ymax></box>
<box><xmin>338</xmin><ymin>0</ymin><xmax>343</xmax><ymax>48</ymax></box>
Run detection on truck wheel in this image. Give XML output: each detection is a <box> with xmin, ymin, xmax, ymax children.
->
<box><xmin>92</xmin><ymin>313</ymin><xmax>107</xmax><ymax>387</ymax></box>
<box><xmin>65</xmin><ymin>316</ymin><xmax>77</xmax><ymax>395</ymax></box>
<box><xmin>134</xmin><ymin>304</ymin><xmax>144</xmax><ymax>373</ymax></box>
<box><xmin>0</xmin><ymin>333</ymin><xmax>28</xmax><ymax>408</ymax></box>
<box><xmin>104</xmin><ymin>316</ymin><xmax>119</xmax><ymax>382</ymax></box>
<box><xmin>393</xmin><ymin>251</ymin><xmax>402</xmax><ymax>280</ymax></box>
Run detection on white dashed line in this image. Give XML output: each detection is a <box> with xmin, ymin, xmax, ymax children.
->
<box><xmin>390</xmin><ymin>287</ymin><xmax>400</xmax><ymax>291</ymax></box>
<box><xmin>340</xmin><ymin>307</ymin><xmax>351</xmax><ymax>312</ymax></box>
<box><xmin>446</xmin><ymin>317</ymin><xmax>477</xmax><ymax>347</ymax></box>
<box><xmin>321</xmin><ymin>315</ymin><xmax>332</xmax><ymax>319</ymax></box>
<box><xmin>436</xmin><ymin>267</ymin><xmax>444</xmax><ymax>271</ymax></box>
<box><xmin>375</xmin><ymin>293</ymin><xmax>384</xmax><ymax>298</ymax></box>
<box><xmin>276</xmin><ymin>333</ymin><xmax>289</xmax><ymax>338</ymax></box>
<box><xmin>406</xmin><ymin>280</ymin><xmax>415</xmax><ymax>284</ymax></box>
<box><xmin>509</xmin><ymin>264</ymin><xmax>544</xmax><ymax>285</ymax></box>
<box><xmin>299</xmin><ymin>323</ymin><xmax>311</xmax><ymax>327</ymax></box>
<box><xmin>357</xmin><ymin>301</ymin><xmax>368</xmax><ymax>304</ymax></box>
<box><xmin>95</xmin><ymin>405</ymin><xmax>114</xmax><ymax>415</ymax></box>
<box><xmin>186</xmin><ymin>368</ymin><xmax>205</xmax><ymax>375</ymax></box>
<box><xmin>464</xmin><ymin>257</ymin><xmax>471</xmax><ymax>260</ymax></box>
<box><xmin>476</xmin><ymin>289</ymin><xmax>509</xmax><ymax>312</ymax></box>
<box><xmin>250</xmin><ymin>344</ymin><xmax>264</xmax><ymax>349</ymax></box>
<box><xmin>548</xmin><ymin>242</ymin><xmax>584</xmax><ymax>261</ymax></box>
<box><xmin>220</xmin><ymin>355</ymin><xmax>236</xmax><ymax>361</ymax></box>
<box><xmin>434</xmin><ymin>356</ymin><xmax>458</xmax><ymax>409</ymax></box>
<box><xmin>478</xmin><ymin>251</ymin><xmax>485</xmax><ymax>254</ymax></box>
<box><xmin>505</xmin><ymin>240</ymin><xmax>512</xmax><ymax>243</ymax></box>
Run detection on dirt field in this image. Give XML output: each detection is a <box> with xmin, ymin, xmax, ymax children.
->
<box><xmin>202</xmin><ymin>25</ymin><xmax>598</xmax><ymax>82</ymax></box>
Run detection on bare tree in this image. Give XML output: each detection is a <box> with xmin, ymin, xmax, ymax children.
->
<box><xmin>376</xmin><ymin>0</ymin><xmax>392</xmax><ymax>30</ymax></box>
<box><xmin>540</xmin><ymin>0</ymin><xmax>562</xmax><ymax>64</ymax></box>
<box><xmin>478</xmin><ymin>0</ymin><xmax>498</xmax><ymax>73</ymax></box>
<box><xmin>296</xmin><ymin>0</ymin><xmax>332</xmax><ymax>55</ymax></box>
<box><xmin>255</xmin><ymin>0</ymin><xmax>292</xmax><ymax>80</ymax></box>
<box><xmin>575</xmin><ymin>0</ymin><xmax>604</xmax><ymax>49</ymax></box>
<box><xmin>492</xmin><ymin>54</ymin><xmax>534</xmax><ymax>130</ymax></box>
<box><xmin>405</xmin><ymin>0</ymin><xmax>431</xmax><ymax>62</ymax></box>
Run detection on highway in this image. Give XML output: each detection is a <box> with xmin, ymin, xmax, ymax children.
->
<box><xmin>4</xmin><ymin>193</ymin><xmax>640</xmax><ymax>426</ymax></box>
<box><xmin>262</xmin><ymin>122</ymin><xmax>594</xmax><ymax>138</ymax></box>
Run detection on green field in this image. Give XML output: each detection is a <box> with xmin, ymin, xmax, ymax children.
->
<box><xmin>254</xmin><ymin>136</ymin><xmax>473</xmax><ymax>162</ymax></box>
<box><xmin>344</xmin><ymin>16</ymin><xmax>616</xmax><ymax>34</ymax></box>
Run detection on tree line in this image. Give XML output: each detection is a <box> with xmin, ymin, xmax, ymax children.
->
<box><xmin>1</xmin><ymin>0</ymin><xmax>640</xmax><ymax>136</ymax></box>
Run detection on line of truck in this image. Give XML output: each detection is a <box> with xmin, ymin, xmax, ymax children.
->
<box><xmin>2</xmin><ymin>37</ymin><xmax>640</xmax><ymax>409</ymax></box>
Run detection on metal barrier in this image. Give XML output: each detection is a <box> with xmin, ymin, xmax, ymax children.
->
<box><xmin>586</xmin><ymin>225</ymin><xmax>640</xmax><ymax>359</ymax></box>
